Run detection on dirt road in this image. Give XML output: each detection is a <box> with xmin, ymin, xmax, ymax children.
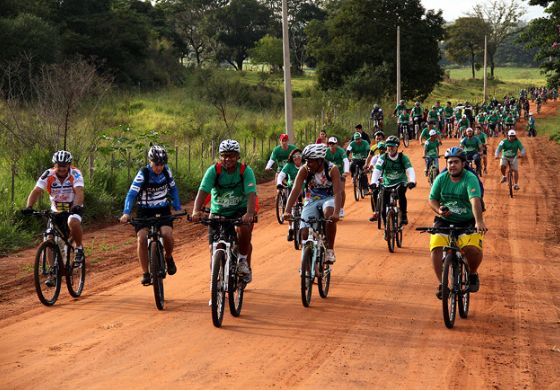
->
<box><xmin>1</xmin><ymin>105</ymin><xmax>559</xmax><ymax>388</ymax></box>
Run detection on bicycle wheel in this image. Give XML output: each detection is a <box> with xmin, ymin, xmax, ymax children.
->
<box><xmin>318</xmin><ymin>257</ymin><xmax>331</xmax><ymax>299</ymax></box>
<box><xmin>353</xmin><ymin>176</ymin><xmax>360</xmax><ymax>201</ymax></box>
<box><xmin>396</xmin><ymin>209</ymin><xmax>403</xmax><ymax>248</ymax></box>
<box><xmin>211</xmin><ymin>250</ymin><xmax>226</xmax><ymax>327</ymax></box>
<box><xmin>377</xmin><ymin>192</ymin><xmax>383</xmax><ymax>230</ymax></box>
<box><xmin>403</xmin><ymin>128</ymin><xmax>410</xmax><ymax>147</ymax></box>
<box><xmin>386</xmin><ymin>209</ymin><xmax>395</xmax><ymax>253</ymax></box>
<box><xmin>149</xmin><ymin>241</ymin><xmax>165</xmax><ymax>310</ymax></box>
<box><xmin>508</xmin><ymin>170</ymin><xmax>514</xmax><ymax>198</ymax></box>
<box><xmin>228</xmin><ymin>259</ymin><xmax>244</xmax><ymax>317</ymax></box>
<box><xmin>65</xmin><ymin>242</ymin><xmax>85</xmax><ymax>298</ymax></box>
<box><xmin>359</xmin><ymin>174</ymin><xmax>367</xmax><ymax>199</ymax></box>
<box><xmin>293</xmin><ymin>221</ymin><xmax>301</xmax><ymax>250</ymax></box>
<box><xmin>441</xmin><ymin>254</ymin><xmax>457</xmax><ymax>329</ymax></box>
<box><xmin>458</xmin><ymin>257</ymin><xmax>470</xmax><ymax>319</ymax></box>
<box><xmin>300</xmin><ymin>244</ymin><xmax>313</xmax><ymax>307</ymax></box>
<box><xmin>34</xmin><ymin>240</ymin><xmax>62</xmax><ymax>306</ymax></box>
<box><xmin>275</xmin><ymin>190</ymin><xmax>285</xmax><ymax>224</ymax></box>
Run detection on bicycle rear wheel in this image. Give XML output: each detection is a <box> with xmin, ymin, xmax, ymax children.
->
<box><xmin>275</xmin><ymin>190</ymin><xmax>286</xmax><ymax>224</ymax></box>
<box><xmin>318</xmin><ymin>255</ymin><xmax>331</xmax><ymax>298</ymax></box>
<box><xmin>228</xmin><ymin>259</ymin><xmax>244</xmax><ymax>317</ymax></box>
<box><xmin>211</xmin><ymin>250</ymin><xmax>226</xmax><ymax>327</ymax></box>
<box><xmin>353</xmin><ymin>176</ymin><xmax>360</xmax><ymax>201</ymax></box>
<box><xmin>396</xmin><ymin>209</ymin><xmax>403</xmax><ymax>248</ymax></box>
<box><xmin>149</xmin><ymin>241</ymin><xmax>165</xmax><ymax>310</ymax></box>
<box><xmin>300</xmin><ymin>245</ymin><xmax>313</xmax><ymax>307</ymax></box>
<box><xmin>34</xmin><ymin>240</ymin><xmax>62</xmax><ymax>306</ymax></box>
<box><xmin>386</xmin><ymin>209</ymin><xmax>395</xmax><ymax>253</ymax></box>
<box><xmin>65</xmin><ymin>242</ymin><xmax>85</xmax><ymax>298</ymax></box>
<box><xmin>403</xmin><ymin>128</ymin><xmax>410</xmax><ymax>147</ymax></box>
<box><xmin>441</xmin><ymin>254</ymin><xmax>457</xmax><ymax>329</ymax></box>
<box><xmin>458</xmin><ymin>258</ymin><xmax>470</xmax><ymax>319</ymax></box>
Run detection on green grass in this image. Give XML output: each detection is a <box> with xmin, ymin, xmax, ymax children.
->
<box><xmin>533</xmin><ymin>104</ymin><xmax>560</xmax><ymax>142</ymax></box>
<box><xmin>447</xmin><ymin>67</ymin><xmax>546</xmax><ymax>83</ymax></box>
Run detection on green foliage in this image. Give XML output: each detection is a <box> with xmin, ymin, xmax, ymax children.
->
<box><xmin>249</xmin><ymin>35</ymin><xmax>283</xmax><ymax>71</ymax></box>
<box><xmin>445</xmin><ymin>17</ymin><xmax>491</xmax><ymax>78</ymax></box>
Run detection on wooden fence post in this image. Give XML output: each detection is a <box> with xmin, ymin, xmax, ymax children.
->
<box><xmin>188</xmin><ymin>143</ymin><xmax>191</xmax><ymax>174</ymax></box>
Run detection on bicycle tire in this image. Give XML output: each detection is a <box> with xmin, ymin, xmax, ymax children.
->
<box><xmin>318</xmin><ymin>253</ymin><xmax>331</xmax><ymax>299</ymax></box>
<box><xmin>293</xmin><ymin>223</ymin><xmax>301</xmax><ymax>250</ymax></box>
<box><xmin>275</xmin><ymin>190</ymin><xmax>285</xmax><ymax>224</ymax></box>
<box><xmin>353</xmin><ymin>176</ymin><xmax>360</xmax><ymax>201</ymax></box>
<box><xmin>228</xmin><ymin>259</ymin><xmax>244</xmax><ymax>317</ymax></box>
<box><xmin>376</xmin><ymin>192</ymin><xmax>383</xmax><ymax>230</ymax></box>
<box><xmin>396</xmin><ymin>209</ymin><xmax>403</xmax><ymax>248</ymax></box>
<box><xmin>211</xmin><ymin>250</ymin><xmax>226</xmax><ymax>327</ymax></box>
<box><xmin>300</xmin><ymin>244</ymin><xmax>313</xmax><ymax>307</ymax></box>
<box><xmin>149</xmin><ymin>240</ymin><xmax>165</xmax><ymax>310</ymax></box>
<box><xmin>442</xmin><ymin>254</ymin><xmax>457</xmax><ymax>329</ymax></box>
<box><xmin>360</xmin><ymin>174</ymin><xmax>367</xmax><ymax>199</ymax></box>
<box><xmin>34</xmin><ymin>240</ymin><xmax>62</xmax><ymax>306</ymax></box>
<box><xmin>386</xmin><ymin>209</ymin><xmax>395</xmax><ymax>253</ymax></box>
<box><xmin>508</xmin><ymin>170</ymin><xmax>514</xmax><ymax>198</ymax></box>
<box><xmin>403</xmin><ymin>129</ymin><xmax>410</xmax><ymax>147</ymax></box>
<box><xmin>65</xmin><ymin>242</ymin><xmax>85</xmax><ymax>298</ymax></box>
<box><xmin>458</xmin><ymin>257</ymin><xmax>470</xmax><ymax>319</ymax></box>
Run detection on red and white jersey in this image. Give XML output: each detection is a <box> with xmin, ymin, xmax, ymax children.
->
<box><xmin>36</xmin><ymin>167</ymin><xmax>84</xmax><ymax>212</ymax></box>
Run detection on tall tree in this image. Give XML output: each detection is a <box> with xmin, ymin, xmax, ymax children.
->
<box><xmin>470</xmin><ymin>0</ymin><xmax>525</xmax><ymax>78</ymax></box>
<box><xmin>445</xmin><ymin>17</ymin><xmax>491</xmax><ymax>78</ymax></box>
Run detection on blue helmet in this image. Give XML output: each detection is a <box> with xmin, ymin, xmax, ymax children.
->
<box><xmin>444</xmin><ymin>146</ymin><xmax>466</xmax><ymax>161</ymax></box>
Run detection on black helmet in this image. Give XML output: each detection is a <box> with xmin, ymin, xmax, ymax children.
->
<box><xmin>148</xmin><ymin>145</ymin><xmax>168</xmax><ymax>164</ymax></box>
<box><xmin>385</xmin><ymin>135</ymin><xmax>400</xmax><ymax>147</ymax></box>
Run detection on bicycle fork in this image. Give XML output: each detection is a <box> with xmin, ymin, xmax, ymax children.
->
<box><xmin>211</xmin><ymin>241</ymin><xmax>231</xmax><ymax>291</ymax></box>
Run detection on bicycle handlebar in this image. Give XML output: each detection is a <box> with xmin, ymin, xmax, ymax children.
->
<box><xmin>416</xmin><ymin>226</ymin><xmax>476</xmax><ymax>235</ymax></box>
<box><xmin>129</xmin><ymin>211</ymin><xmax>188</xmax><ymax>227</ymax></box>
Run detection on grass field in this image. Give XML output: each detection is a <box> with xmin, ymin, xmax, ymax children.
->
<box><xmin>447</xmin><ymin>67</ymin><xmax>546</xmax><ymax>83</ymax></box>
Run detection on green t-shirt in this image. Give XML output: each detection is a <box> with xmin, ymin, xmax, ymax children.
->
<box><xmin>424</xmin><ymin>139</ymin><xmax>440</xmax><ymax>158</ymax></box>
<box><xmin>199</xmin><ymin>162</ymin><xmax>257</xmax><ymax>216</ymax></box>
<box><xmin>326</xmin><ymin>146</ymin><xmax>347</xmax><ymax>173</ymax></box>
<box><xmin>412</xmin><ymin>106</ymin><xmax>423</xmax><ymax>117</ymax></box>
<box><xmin>270</xmin><ymin>144</ymin><xmax>297</xmax><ymax>172</ymax></box>
<box><xmin>444</xmin><ymin>106</ymin><xmax>454</xmax><ymax>118</ymax></box>
<box><xmin>420</xmin><ymin>127</ymin><xmax>441</xmax><ymax>141</ymax></box>
<box><xmin>398</xmin><ymin>113</ymin><xmax>410</xmax><ymax>124</ymax></box>
<box><xmin>394</xmin><ymin>104</ymin><xmax>406</xmax><ymax>116</ymax></box>
<box><xmin>428</xmin><ymin>110</ymin><xmax>439</xmax><ymax>121</ymax></box>
<box><xmin>458</xmin><ymin>118</ymin><xmax>470</xmax><ymax>129</ymax></box>
<box><xmin>477</xmin><ymin>132</ymin><xmax>488</xmax><ymax>145</ymax></box>
<box><xmin>429</xmin><ymin>170</ymin><xmax>481</xmax><ymax>223</ymax></box>
<box><xmin>375</xmin><ymin>153</ymin><xmax>413</xmax><ymax>186</ymax></box>
<box><xmin>460</xmin><ymin>136</ymin><xmax>482</xmax><ymax>152</ymax></box>
<box><xmin>486</xmin><ymin>114</ymin><xmax>499</xmax><ymax>124</ymax></box>
<box><xmin>497</xmin><ymin>138</ymin><xmax>524</xmax><ymax>158</ymax></box>
<box><xmin>504</xmin><ymin>116</ymin><xmax>515</xmax><ymax>125</ymax></box>
<box><xmin>347</xmin><ymin>140</ymin><xmax>370</xmax><ymax>160</ymax></box>
<box><xmin>280</xmin><ymin>162</ymin><xmax>300</xmax><ymax>187</ymax></box>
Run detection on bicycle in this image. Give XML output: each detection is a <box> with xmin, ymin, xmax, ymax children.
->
<box><xmin>380</xmin><ymin>183</ymin><xmax>404</xmax><ymax>253</ymax></box>
<box><xmin>352</xmin><ymin>161</ymin><xmax>368</xmax><ymax>201</ymax></box>
<box><xmin>129</xmin><ymin>212</ymin><xmax>187</xmax><ymax>310</ymax></box>
<box><xmin>505</xmin><ymin>159</ymin><xmax>515</xmax><ymax>198</ymax></box>
<box><xmin>199</xmin><ymin>215</ymin><xmax>255</xmax><ymax>327</ymax></box>
<box><xmin>275</xmin><ymin>185</ymin><xmax>289</xmax><ymax>224</ymax></box>
<box><xmin>295</xmin><ymin>207</ymin><xmax>332</xmax><ymax>307</ymax></box>
<box><xmin>399</xmin><ymin>123</ymin><xmax>410</xmax><ymax>147</ymax></box>
<box><xmin>416</xmin><ymin>225</ymin><xmax>476</xmax><ymax>329</ymax></box>
<box><xmin>291</xmin><ymin>197</ymin><xmax>304</xmax><ymax>250</ymax></box>
<box><xmin>425</xmin><ymin>156</ymin><xmax>440</xmax><ymax>186</ymax></box>
<box><xmin>26</xmin><ymin>210</ymin><xmax>85</xmax><ymax>306</ymax></box>
<box><xmin>466</xmin><ymin>153</ymin><xmax>482</xmax><ymax>177</ymax></box>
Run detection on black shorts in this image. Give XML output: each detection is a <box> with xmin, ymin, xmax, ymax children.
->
<box><xmin>52</xmin><ymin>212</ymin><xmax>71</xmax><ymax>239</ymax></box>
<box><xmin>207</xmin><ymin>209</ymin><xmax>246</xmax><ymax>244</ymax></box>
<box><xmin>135</xmin><ymin>206</ymin><xmax>172</xmax><ymax>233</ymax></box>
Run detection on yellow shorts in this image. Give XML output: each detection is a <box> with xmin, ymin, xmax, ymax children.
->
<box><xmin>429</xmin><ymin>233</ymin><xmax>484</xmax><ymax>252</ymax></box>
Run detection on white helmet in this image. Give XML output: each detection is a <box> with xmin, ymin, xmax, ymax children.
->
<box><xmin>529</xmin><ymin>112</ymin><xmax>533</xmax><ymax>116</ymax></box>
<box><xmin>328</xmin><ymin>136</ymin><xmax>338</xmax><ymax>144</ymax></box>
<box><xmin>219</xmin><ymin>139</ymin><xmax>240</xmax><ymax>154</ymax></box>
<box><xmin>148</xmin><ymin>145</ymin><xmax>168</xmax><ymax>164</ymax></box>
<box><xmin>508</xmin><ymin>130</ymin><xmax>516</xmax><ymax>136</ymax></box>
<box><xmin>429</xmin><ymin>129</ymin><xmax>437</xmax><ymax>136</ymax></box>
<box><xmin>52</xmin><ymin>150</ymin><xmax>73</xmax><ymax>164</ymax></box>
<box><xmin>302</xmin><ymin>143</ymin><xmax>327</xmax><ymax>160</ymax></box>
<box><xmin>466</xmin><ymin>127</ymin><xmax>473</xmax><ymax>133</ymax></box>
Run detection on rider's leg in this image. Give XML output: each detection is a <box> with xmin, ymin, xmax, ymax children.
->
<box><xmin>463</xmin><ymin>245</ymin><xmax>483</xmax><ymax>274</ymax></box>
<box><xmin>67</xmin><ymin>215</ymin><xmax>83</xmax><ymax>247</ymax></box>
<box><xmin>513</xmin><ymin>168</ymin><xmax>519</xmax><ymax>185</ymax></box>
<box><xmin>431</xmin><ymin>247</ymin><xmax>444</xmax><ymax>281</ymax></box>
<box><xmin>160</xmin><ymin>225</ymin><xmax>174</xmax><ymax>259</ymax></box>
<box><xmin>398</xmin><ymin>185</ymin><xmax>408</xmax><ymax>221</ymax></box>
<box><xmin>323</xmin><ymin>206</ymin><xmax>337</xmax><ymax>250</ymax></box>
<box><xmin>137</xmin><ymin>228</ymin><xmax>149</xmax><ymax>273</ymax></box>
<box><xmin>340</xmin><ymin>178</ymin><xmax>346</xmax><ymax>209</ymax></box>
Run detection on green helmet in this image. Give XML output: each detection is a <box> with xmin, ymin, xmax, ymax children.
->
<box><xmin>385</xmin><ymin>135</ymin><xmax>400</xmax><ymax>147</ymax></box>
<box><xmin>353</xmin><ymin>132</ymin><xmax>362</xmax><ymax>140</ymax></box>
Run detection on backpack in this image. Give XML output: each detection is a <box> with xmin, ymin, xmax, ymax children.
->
<box><xmin>139</xmin><ymin>166</ymin><xmax>172</xmax><ymax>194</ymax></box>
<box><xmin>380</xmin><ymin>152</ymin><xmax>406</xmax><ymax>172</ymax></box>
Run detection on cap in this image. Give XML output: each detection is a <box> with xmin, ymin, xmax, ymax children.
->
<box><xmin>279</xmin><ymin>133</ymin><xmax>289</xmax><ymax>141</ymax></box>
<box><xmin>328</xmin><ymin>136</ymin><xmax>338</xmax><ymax>144</ymax></box>
<box><xmin>508</xmin><ymin>129</ymin><xmax>516</xmax><ymax>136</ymax></box>
<box><xmin>429</xmin><ymin>129</ymin><xmax>437</xmax><ymax>136</ymax></box>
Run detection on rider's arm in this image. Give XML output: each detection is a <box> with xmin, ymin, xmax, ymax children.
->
<box><xmin>331</xmin><ymin>166</ymin><xmax>341</xmax><ymax>217</ymax></box>
<box><xmin>73</xmin><ymin>186</ymin><xmax>85</xmax><ymax>207</ymax></box>
<box><xmin>495</xmin><ymin>141</ymin><xmax>504</xmax><ymax>158</ymax></box>
<box><xmin>343</xmin><ymin>157</ymin><xmax>350</xmax><ymax>174</ymax></box>
<box><xmin>277</xmin><ymin>171</ymin><xmax>287</xmax><ymax>186</ymax></box>
<box><xmin>285</xmin><ymin>165</ymin><xmax>307</xmax><ymax>214</ymax></box>
<box><xmin>265</xmin><ymin>148</ymin><xmax>277</xmax><ymax>170</ymax></box>
<box><xmin>193</xmin><ymin>190</ymin><xmax>209</xmax><ymax>214</ymax></box>
<box><xmin>470</xmin><ymin>197</ymin><xmax>486</xmax><ymax>231</ymax></box>
<box><xmin>519</xmin><ymin>140</ymin><xmax>526</xmax><ymax>157</ymax></box>
<box><xmin>402</xmin><ymin>155</ymin><xmax>416</xmax><ymax>184</ymax></box>
<box><xmin>26</xmin><ymin>187</ymin><xmax>43</xmax><ymax>208</ymax></box>
<box><xmin>123</xmin><ymin>169</ymin><xmax>145</xmax><ymax>215</ymax></box>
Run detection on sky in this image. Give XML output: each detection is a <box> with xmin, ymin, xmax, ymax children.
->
<box><xmin>421</xmin><ymin>0</ymin><xmax>547</xmax><ymax>23</ymax></box>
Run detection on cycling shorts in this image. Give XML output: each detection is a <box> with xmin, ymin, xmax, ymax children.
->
<box><xmin>52</xmin><ymin>212</ymin><xmax>74</xmax><ymax>239</ymax></box>
<box><xmin>135</xmin><ymin>206</ymin><xmax>172</xmax><ymax>233</ymax></box>
<box><xmin>301</xmin><ymin>197</ymin><xmax>335</xmax><ymax>230</ymax></box>
<box><xmin>500</xmin><ymin>156</ymin><xmax>518</xmax><ymax>170</ymax></box>
<box><xmin>429</xmin><ymin>217</ymin><xmax>483</xmax><ymax>251</ymax></box>
<box><xmin>207</xmin><ymin>209</ymin><xmax>252</xmax><ymax>244</ymax></box>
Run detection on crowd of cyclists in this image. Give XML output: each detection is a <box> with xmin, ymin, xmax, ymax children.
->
<box><xmin>20</xmin><ymin>87</ymin><xmax>546</xmax><ymax>320</ymax></box>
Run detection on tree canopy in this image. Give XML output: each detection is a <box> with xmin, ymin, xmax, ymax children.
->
<box><xmin>445</xmin><ymin>17</ymin><xmax>491</xmax><ymax>79</ymax></box>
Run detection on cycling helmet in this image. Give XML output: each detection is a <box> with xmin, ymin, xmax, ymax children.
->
<box><xmin>377</xmin><ymin>142</ymin><xmax>387</xmax><ymax>150</ymax></box>
<box><xmin>301</xmin><ymin>143</ymin><xmax>327</xmax><ymax>160</ymax></box>
<box><xmin>508</xmin><ymin>130</ymin><xmax>516</xmax><ymax>136</ymax></box>
<box><xmin>52</xmin><ymin>150</ymin><xmax>73</xmax><ymax>164</ymax></box>
<box><xmin>353</xmin><ymin>132</ymin><xmax>362</xmax><ymax>140</ymax></box>
<box><xmin>429</xmin><ymin>129</ymin><xmax>437</xmax><ymax>136</ymax></box>
<box><xmin>328</xmin><ymin>136</ymin><xmax>338</xmax><ymax>144</ymax></box>
<box><xmin>415</xmin><ymin>101</ymin><xmax>420</xmax><ymax>106</ymax></box>
<box><xmin>399</xmin><ymin>99</ymin><xmax>404</xmax><ymax>104</ymax></box>
<box><xmin>529</xmin><ymin>112</ymin><xmax>533</xmax><ymax>116</ymax></box>
<box><xmin>373</xmin><ymin>104</ymin><xmax>379</xmax><ymax>109</ymax></box>
<box><xmin>444</xmin><ymin>146</ymin><xmax>466</xmax><ymax>161</ymax></box>
<box><xmin>465</xmin><ymin>127</ymin><xmax>474</xmax><ymax>133</ymax></box>
<box><xmin>374</xmin><ymin>130</ymin><xmax>385</xmax><ymax>138</ymax></box>
<box><xmin>219</xmin><ymin>139</ymin><xmax>240</xmax><ymax>154</ymax></box>
<box><xmin>385</xmin><ymin>135</ymin><xmax>400</xmax><ymax>147</ymax></box>
<box><xmin>148</xmin><ymin>145</ymin><xmax>168</xmax><ymax>164</ymax></box>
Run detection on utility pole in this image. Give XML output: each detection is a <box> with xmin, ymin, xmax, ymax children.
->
<box><xmin>483</xmin><ymin>35</ymin><xmax>488</xmax><ymax>103</ymax></box>
<box><xmin>281</xmin><ymin>0</ymin><xmax>294</xmax><ymax>141</ymax></box>
<box><xmin>396</xmin><ymin>25</ymin><xmax>401</xmax><ymax>104</ymax></box>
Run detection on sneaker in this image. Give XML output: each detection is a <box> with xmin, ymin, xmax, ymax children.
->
<box><xmin>469</xmin><ymin>273</ymin><xmax>480</xmax><ymax>292</ymax></box>
<box><xmin>500</xmin><ymin>176</ymin><xmax>507</xmax><ymax>183</ymax></box>
<box><xmin>339</xmin><ymin>209</ymin><xmax>345</xmax><ymax>219</ymax></box>
<box><xmin>436</xmin><ymin>284</ymin><xmax>443</xmax><ymax>300</ymax></box>
<box><xmin>166</xmin><ymin>256</ymin><xmax>177</xmax><ymax>275</ymax></box>
<box><xmin>513</xmin><ymin>184</ymin><xmax>520</xmax><ymax>191</ymax></box>
<box><xmin>401</xmin><ymin>215</ymin><xmax>408</xmax><ymax>225</ymax></box>
<box><xmin>424</xmin><ymin>169</ymin><xmax>428</xmax><ymax>177</ymax></box>
<box><xmin>325</xmin><ymin>249</ymin><xmax>336</xmax><ymax>264</ymax></box>
<box><xmin>141</xmin><ymin>272</ymin><xmax>151</xmax><ymax>286</ymax></box>
<box><xmin>45</xmin><ymin>276</ymin><xmax>56</xmax><ymax>288</ymax></box>
<box><xmin>287</xmin><ymin>228</ymin><xmax>294</xmax><ymax>241</ymax></box>
<box><xmin>369</xmin><ymin>213</ymin><xmax>378</xmax><ymax>222</ymax></box>
<box><xmin>74</xmin><ymin>248</ymin><xmax>85</xmax><ymax>265</ymax></box>
<box><xmin>237</xmin><ymin>259</ymin><xmax>250</xmax><ymax>276</ymax></box>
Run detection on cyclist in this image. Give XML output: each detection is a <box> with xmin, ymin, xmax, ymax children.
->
<box><xmin>23</xmin><ymin>150</ymin><xmax>86</xmax><ymax>285</ymax></box>
<box><xmin>435</xmin><ymin>101</ymin><xmax>445</xmax><ymax>132</ymax></box>
<box><xmin>485</xmin><ymin>110</ymin><xmax>500</xmax><ymax>137</ymax></box>
<box><xmin>367</xmin><ymin>142</ymin><xmax>387</xmax><ymax>222</ymax></box>
<box><xmin>284</xmin><ymin>143</ymin><xmax>341</xmax><ymax>264</ymax></box>
<box><xmin>265</xmin><ymin>133</ymin><xmax>297</xmax><ymax>173</ymax></box>
<box><xmin>326</xmin><ymin>137</ymin><xmax>350</xmax><ymax>219</ymax></box>
<box><xmin>370</xmin><ymin>104</ymin><xmax>384</xmax><ymax>129</ymax></box>
<box><xmin>456</xmin><ymin>114</ymin><xmax>470</xmax><ymax>138</ymax></box>
<box><xmin>527</xmin><ymin>113</ymin><xmax>536</xmax><ymax>136</ymax></box>
<box><xmin>419</xmin><ymin>125</ymin><xmax>441</xmax><ymax>144</ymax></box>
<box><xmin>120</xmin><ymin>145</ymin><xmax>182</xmax><ymax>285</ymax></box>
<box><xmin>354</xmin><ymin>123</ymin><xmax>371</xmax><ymax>144</ymax></box>
<box><xmin>370</xmin><ymin>135</ymin><xmax>416</xmax><ymax>226</ymax></box>
<box><xmin>277</xmin><ymin>148</ymin><xmax>303</xmax><ymax>241</ymax></box>
<box><xmin>474</xmin><ymin>126</ymin><xmax>488</xmax><ymax>174</ymax></box>
<box><xmin>397</xmin><ymin>108</ymin><xmax>411</xmax><ymax>140</ymax></box>
<box><xmin>443</xmin><ymin>101</ymin><xmax>454</xmax><ymax>137</ymax></box>
<box><xmin>423</xmin><ymin>130</ymin><xmax>440</xmax><ymax>176</ymax></box>
<box><xmin>393</xmin><ymin>99</ymin><xmax>407</xmax><ymax>117</ymax></box>
<box><xmin>411</xmin><ymin>102</ymin><xmax>423</xmax><ymax>137</ymax></box>
<box><xmin>460</xmin><ymin>127</ymin><xmax>483</xmax><ymax>174</ymax></box>
<box><xmin>495</xmin><ymin>130</ymin><xmax>526</xmax><ymax>190</ymax></box>
<box><xmin>428</xmin><ymin>147</ymin><xmax>487</xmax><ymax>298</ymax></box>
<box><xmin>503</xmin><ymin>112</ymin><xmax>516</xmax><ymax>134</ymax></box>
<box><xmin>365</xmin><ymin>130</ymin><xmax>386</xmax><ymax>168</ymax></box>
<box><xmin>427</xmin><ymin>105</ymin><xmax>439</xmax><ymax>131</ymax></box>
<box><xmin>346</xmin><ymin>132</ymin><xmax>371</xmax><ymax>194</ymax></box>
<box><xmin>191</xmin><ymin>139</ymin><xmax>257</xmax><ymax>283</ymax></box>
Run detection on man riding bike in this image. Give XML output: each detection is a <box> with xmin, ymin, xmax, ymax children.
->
<box><xmin>411</xmin><ymin>102</ymin><xmax>423</xmax><ymax>137</ymax></box>
<box><xmin>370</xmin><ymin>104</ymin><xmax>384</xmax><ymax>130</ymax></box>
<box><xmin>370</xmin><ymin>135</ymin><xmax>416</xmax><ymax>226</ymax></box>
<box><xmin>326</xmin><ymin>137</ymin><xmax>350</xmax><ymax>219</ymax></box>
<box><xmin>397</xmin><ymin>109</ymin><xmax>412</xmax><ymax>141</ymax></box>
<box><xmin>265</xmin><ymin>133</ymin><xmax>297</xmax><ymax>173</ymax></box>
<box><xmin>393</xmin><ymin>99</ymin><xmax>407</xmax><ymax>117</ymax></box>
<box><xmin>191</xmin><ymin>139</ymin><xmax>257</xmax><ymax>283</ymax></box>
<box><xmin>423</xmin><ymin>130</ymin><xmax>440</xmax><ymax>176</ymax></box>
<box><xmin>428</xmin><ymin>147</ymin><xmax>488</xmax><ymax>298</ymax></box>
<box><xmin>120</xmin><ymin>145</ymin><xmax>182</xmax><ymax>285</ymax></box>
<box><xmin>474</xmin><ymin>126</ymin><xmax>488</xmax><ymax>174</ymax></box>
<box><xmin>527</xmin><ymin>112</ymin><xmax>537</xmax><ymax>137</ymax></box>
<box><xmin>23</xmin><ymin>150</ymin><xmax>86</xmax><ymax>286</ymax></box>
<box><xmin>346</xmin><ymin>132</ymin><xmax>371</xmax><ymax>193</ymax></box>
<box><xmin>284</xmin><ymin>144</ymin><xmax>341</xmax><ymax>264</ymax></box>
<box><xmin>460</xmin><ymin>127</ymin><xmax>483</xmax><ymax>175</ymax></box>
<box><xmin>495</xmin><ymin>130</ymin><xmax>526</xmax><ymax>191</ymax></box>
<box><xmin>277</xmin><ymin>148</ymin><xmax>303</xmax><ymax>240</ymax></box>
<box><xmin>427</xmin><ymin>106</ymin><xmax>439</xmax><ymax>131</ymax></box>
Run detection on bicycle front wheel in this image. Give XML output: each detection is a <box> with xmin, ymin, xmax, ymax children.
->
<box><xmin>275</xmin><ymin>191</ymin><xmax>286</xmax><ymax>224</ymax></box>
<box><xmin>34</xmin><ymin>241</ymin><xmax>62</xmax><ymax>306</ymax></box>
<box><xmin>228</xmin><ymin>260</ymin><xmax>244</xmax><ymax>317</ymax></box>
<box><xmin>458</xmin><ymin>258</ymin><xmax>470</xmax><ymax>319</ymax></box>
<box><xmin>65</xmin><ymin>243</ymin><xmax>85</xmax><ymax>298</ymax></box>
<box><xmin>396</xmin><ymin>209</ymin><xmax>403</xmax><ymax>248</ymax></box>
<box><xmin>318</xmin><ymin>259</ymin><xmax>331</xmax><ymax>299</ymax></box>
<box><xmin>293</xmin><ymin>222</ymin><xmax>301</xmax><ymax>250</ymax></box>
<box><xmin>441</xmin><ymin>254</ymin><xmax>457</xmax><ymax>329</ymax></box>
<box><xmin>353</xmin><ymin>176</ymin><xmax>360</xmax><ymax>201</ymax></box>
<box><xmin>149</xmin><ymin>241</ymin><xmax>165</xmax><ymax>310</ymax></box>
<box><xmin>508</xmin><ymin>170</ymin><xmax>514</xmax><ymax>198</ymax></box>
<box><xmin>300</xmin><ymin>245</ymin><xmax>313</xmax><ymax>307</ymax></box>
<box><xmin>403</xmin><ymin>129</ymin><xmax>410</xmax><ymax>147</ymax></box>
<box><xmin>211</xmin><ymin>250</ymin><xmax>226</xmax><ymax>327</ymax></box>
<box><xmin>386</xmin><ymin>209</ymin><xmax>396</xmax><ymax>253</ymax></box>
